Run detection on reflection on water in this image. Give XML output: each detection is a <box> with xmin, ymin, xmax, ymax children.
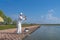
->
<box><xmin>24</xmin><ymin>25</ymin><xmax>60</xmax><ymax>40</ymax></box>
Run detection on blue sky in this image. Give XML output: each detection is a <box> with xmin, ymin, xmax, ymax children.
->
<box><xmin>0</xmin><ymin>0</ymin><xmax>60</xmax><ymax>24</ymax></box>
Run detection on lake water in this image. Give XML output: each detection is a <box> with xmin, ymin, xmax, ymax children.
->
<box><xmin>24</xmin><ymin>25</ymin><xmax>60</xmax><ymax>40</ymax></box>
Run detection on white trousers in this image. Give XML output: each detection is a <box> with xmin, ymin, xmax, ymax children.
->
<box><xmin>17</xmin><ymin>22</ymin><xmax>22</xmax><ymax>34</ymax></box>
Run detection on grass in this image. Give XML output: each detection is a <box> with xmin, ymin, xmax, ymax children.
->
<box><xmin>0</xmin><ymin>25</ymin><xmax>16</xmax><ymax>30</ymax></box>
<box><xmin>22</xmin><ymin>24</ymin><xmax>37</xmax><ymax>27</ymax></box>
<box><xmin>0</xmin><ymin>24</ymin><xmax>39</xmax><ymax>30</ymax></box>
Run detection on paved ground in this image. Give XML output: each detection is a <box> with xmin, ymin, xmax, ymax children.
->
<box><xmin>0</xmin><ymin>25</ymin><xmax>39</xmax><ymax>40</ymax></box>
<box><xmin>0</xmin><ymin>25</ymin><xmax>39</xmax><ymax>33</ymax></box>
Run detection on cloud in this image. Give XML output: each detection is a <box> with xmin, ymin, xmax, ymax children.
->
<box><xmin>46</xmin><ymin>12</ymin><xmax>57</xmax><ymax>20</ymax></box>
<box><xmin>48</xmin><ymin>9</ymin><xmax>54</xmax><ymax>13</ymax></box>
<box><xmin>41</xmin><ymin>16</ymin><xmax>44</xmax><ymax>19</ymax></box>
<box><xmin>40</xmin><ymin>9</ymin><xmax>60</xmax><ymax>24</ymax></box>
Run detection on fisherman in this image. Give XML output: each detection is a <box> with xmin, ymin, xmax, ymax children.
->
<box><xmin>17</xmin><ymin>12</ymin><xmax>26</xmax><ymax>34</ymax></box>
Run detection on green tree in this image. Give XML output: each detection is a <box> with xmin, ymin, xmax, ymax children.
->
<box><xmin>0</xmin><ymin>10</ymin><xmax>7</xmax><ymax>19</ymax></box>
<box><xmin>12</xmin><ymin>20</ymin><xmax>17</xmax><ymax>25</ymax></box>
<box><xmin>0</xmin><ymin>10</ymin><xmax>12</xmax><ymax>24</ymax></box>
<box><xmin>6</xmin><ymin>17</ymin><xmax>12</xmax><ymax>24</ymax></box>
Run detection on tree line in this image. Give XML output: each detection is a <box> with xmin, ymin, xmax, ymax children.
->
<box><xmin>0</xmin><ymin>10</ymin><xmax>12</xmax><ymax>25</ymax></box>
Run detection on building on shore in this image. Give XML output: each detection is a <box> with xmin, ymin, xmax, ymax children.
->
<box><xmin>0</xmin><ymin>16</ymin><xmax>4</xmax><ymax>24</ymax></box>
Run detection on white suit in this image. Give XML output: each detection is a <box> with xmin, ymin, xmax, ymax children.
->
<box><xmin>17</xmin><ymin>13</ymin><xmax>26</xmax><ymax>34</ymax></box>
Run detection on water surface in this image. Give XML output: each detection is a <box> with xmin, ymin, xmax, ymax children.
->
<box><xmin>24</xmin><ymin>25</ymin><xmax>60</xmax><ymax>40</ymax></box>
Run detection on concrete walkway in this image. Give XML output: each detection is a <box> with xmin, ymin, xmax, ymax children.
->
<box><xmin>0</xmin><ymin>25</ymin><xmax>40</xmax><ymax>40</ymax></box>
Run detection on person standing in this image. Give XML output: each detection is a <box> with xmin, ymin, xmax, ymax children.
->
<box><xmin>17</xmin><ymin>12</ymin><xmax>26</xmax><ymax>34</ymax></box>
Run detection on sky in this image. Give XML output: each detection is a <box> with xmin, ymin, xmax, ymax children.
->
<box><xmin>0</xmin><ymin>0</ymin><xmax>60</xmax><ymax>24</ymax></box>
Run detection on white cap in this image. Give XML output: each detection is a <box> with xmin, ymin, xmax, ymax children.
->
<box><xmin>20</xmin><ymin>12</ymin><xmax>23</xmax><ymax>15</ymax></box>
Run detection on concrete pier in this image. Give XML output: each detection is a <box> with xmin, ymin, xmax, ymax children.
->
<box><xmin>0</xmin><ymin>25</ymin><xmax>40</xmax><ymax>40</ymax></box>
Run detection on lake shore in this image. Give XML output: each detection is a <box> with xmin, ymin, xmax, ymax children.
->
<box><xmin>0</xmin><ymin>25</ymin><xmax>40</xmax><ymax>40</ymax></box>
